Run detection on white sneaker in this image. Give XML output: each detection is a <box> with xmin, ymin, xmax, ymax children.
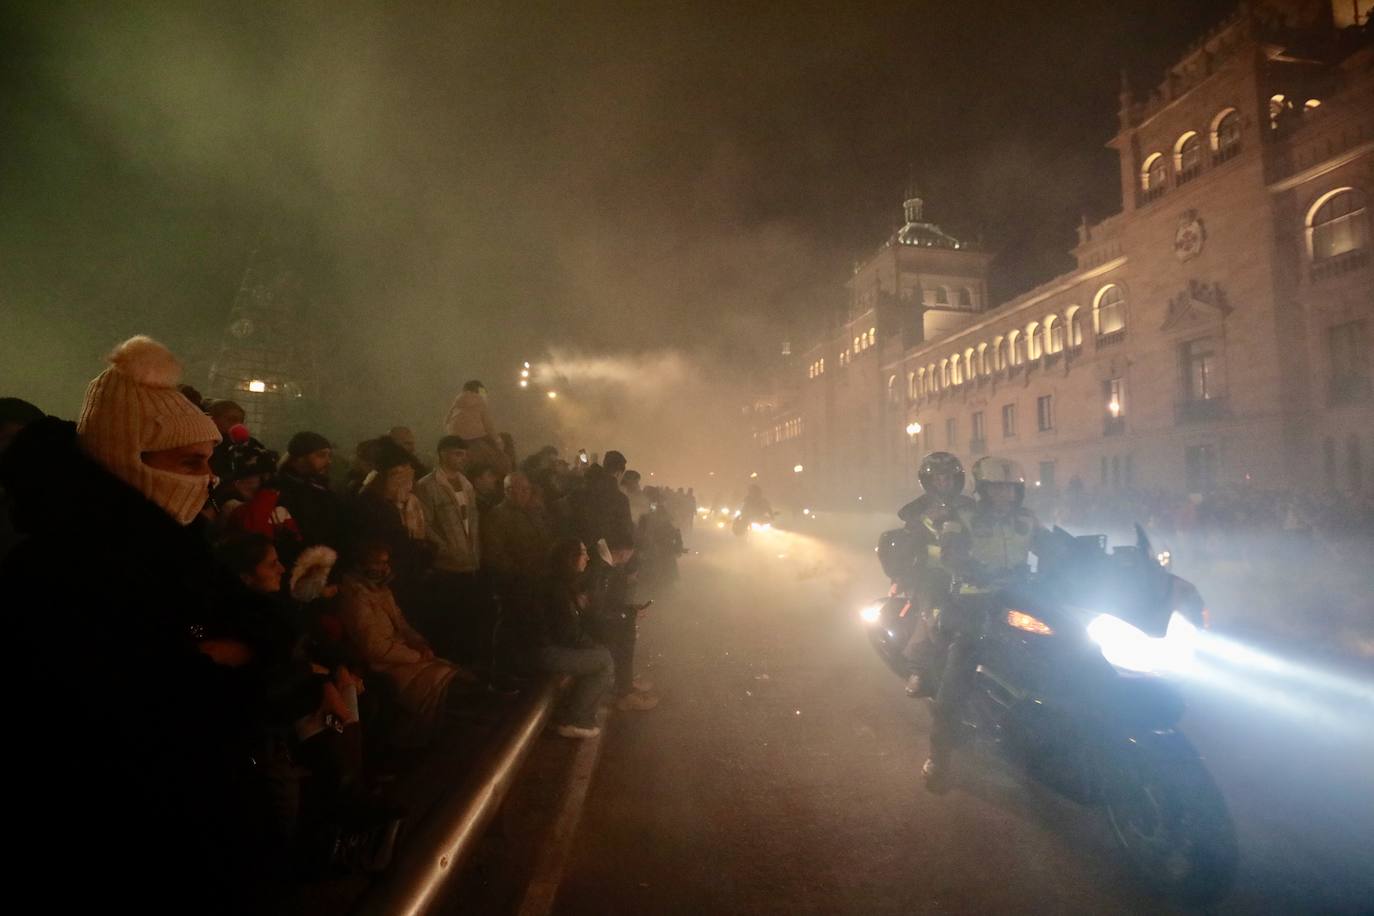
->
<box><xmin>555</xmin><ymin>723</ymin><xmax>601</xmax><ymax>739</ymax></box>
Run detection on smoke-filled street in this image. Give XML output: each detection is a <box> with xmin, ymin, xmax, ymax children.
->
<box><xmin>555</xmin><ymin>520</ymin><xmax>1374</xmax><ymax>915</ymax></box>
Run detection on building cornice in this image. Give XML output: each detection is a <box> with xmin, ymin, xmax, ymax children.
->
<box><xmin>881</xmin><ymin>256</ymin><xmax>1129</xmax><ymax>371</ymax></box>
<box><xmin>1267</xmin><ymin>139</ymin><xmax>1374</xmax><ymax>193</ymax></box>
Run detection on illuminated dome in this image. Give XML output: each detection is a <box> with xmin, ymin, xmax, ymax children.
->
<box><xmin>896</xmin><ymin>188</ymin><xmax>964</xmax><ymax>249</ymax></box>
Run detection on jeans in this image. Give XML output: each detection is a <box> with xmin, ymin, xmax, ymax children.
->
<box><xmin>929</xmin><ymin>595</ymin><xmax>990</xmax><ymax>764</ymax></box>
<box><xmin>537</xmin><ymin>644</ymin><xmax>615</xmax><ymax>727</ymax></box>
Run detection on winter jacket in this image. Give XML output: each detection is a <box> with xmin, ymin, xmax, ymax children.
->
<box><xmin>483</xmin><ymin>499</ymin><xmax>553</xmax><ymax>585</ymax></box>
<box><xmin>444</xmin><ymin>390</ymin><xmax>496</xmax><ymax>441</ymax></box>
<box><xmin>336</xmin><ymin>572</ymin><xmax>457</xmax><ymax>744</ymax></box>
<box><xmin>0</xmin><ymin>417</ymin><xmax>279</xmax><ymax>911</ymax></box>
<box><xmin>341</xmin><ymin>489</ymin><xmax>433</xmax><ymax>590</ymax></box>
<box><xmin>567</xmin><ymin>465</ymin><xmax>635</xmax><ymax>551</ymax></box>
<box><xmin>274</xmin><ymin>467</ymin><xmax>343</xmax><ymax>555</ymax></box>
<box><xmin>414</xmin><ymin>470</ymin><xmax>480</xmax><ymax>574</ymax></box>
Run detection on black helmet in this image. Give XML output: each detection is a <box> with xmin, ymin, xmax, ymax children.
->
<box><xmin>918</xmin><ymin>451</ymin><xmax>965</xmax><ymax>496</ymax></box>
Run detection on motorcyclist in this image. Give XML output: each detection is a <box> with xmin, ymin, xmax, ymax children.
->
<box><xmin>895</xmin><ymin>452</ymin><xmax>974</xmax><ymax>697</ymax></box>
<box><xmin>923</xmin><ymin>455</ymin><xmax>1050</xmax><ymax>792</ymax></box>
<box><xmin>734</xmin><ymin>483</ymin><xmax>774</xmax><ymax>534</ymax></box>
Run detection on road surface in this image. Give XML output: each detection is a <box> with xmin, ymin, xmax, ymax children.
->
<box><xmin>553</xmin><ymin>516</ymin><xmax>1374</xmax><ymax>915</ymax></box>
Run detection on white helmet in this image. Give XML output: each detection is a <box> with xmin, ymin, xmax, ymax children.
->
<box><xmin>972</xmin><ymin>455</ymin><xmax>1026</xmax><ymax>503</ymax></box>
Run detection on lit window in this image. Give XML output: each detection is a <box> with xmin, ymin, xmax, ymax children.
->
<box><xmin>1304</xmin><ymin>98</ymin><xmax>1321</xmax><ymax>110</ymax></box>
<box><xmin>1026</xmin><ymin>322</ymin><xmax>1042</xmax><ymax>360</ymax></box>
<box><xmin>870</xmin><ymin>327</ymin><xmax>877</xmax><ymax>347</ymax></box>
<box><xmin>1094</xmin><ymin>284</ymin><xmax>1126</xmax><ymax>337</ymax></box>
<box><xmin>1008</xmin><ymin>330</ymin><xmax>1023</xmax><ymax>366</ymax></box>
<box><xmin>951</xmin><ymin>355</ymin><xmax>963</xmax><ymax>386</ymax></box>
<box><xmin>1211</xmin><ymin>108</ymin><xmax>1241</xmax><ymax>153</ymax></box>
<box><xmin>1141</xmin><ymin>153</ymin><xmax>1168</xmax><ymax>191</ymax></box>
<box><xmin>1309</xmin><ymin>188</ymin><xmax>1368</xmax><ymax>261</ymax></box>
<box><xmin>1181</xmin><ymin>337</ymin><xmax>1220</xmax><ymax>401</ymax></box>
<box><xmin>1269</xmin><ymin>93</ymin><xmax>1289</xmax><ymax>128</ymax></box>
<box><xmin>941</xmin><ymin>359</ymin><xmax>951</xmax><ymax>388</ymax></box>
<box><xmin>964</xmin><ymin>348</ymin><xmax>976</xmax><ymax>379</ymax></box>
<box><xmin>1175</xmin><ymin>131</ymin><xmax>1203</xmax><ymax>176</ymax></box>
<box><xmin>1106</xmin><ymin>377</ymin><xmax>1127</xmax><ymax>418</ymax></box>
<box><xmin>1066</xmin><ymin>307</ymin><xmax>1083</xmax><ymax>347</ymax></box>
<box><xmin>977</xmin><ymin>342</ymin><xmax>988</xmax><ymax>376</ymax></box>
<box><xmin>993</xmin><ymin>337</ymin><xmax>1006</xmax><ymax>371</ymax></box>
<box><xmin>1044</xmin><ymin>316</ymin><xmax>1064</xmax><ymax>354</ymax></box>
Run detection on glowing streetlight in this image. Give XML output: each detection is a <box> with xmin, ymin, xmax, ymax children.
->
<box><xmin>520</xmin><ymin>368</ymin><xmax>530</xmax><ymax>378</ymax></box>
<box><xmin>1108</xmin><ymin>399</ymin><xmax>1121</xmax><ymax>417</ymax></box>
<box><xmin>523</xmin><ymin>361</ymin><xmax>530</xmax><ymax>369</ymax></box>
<box><xmin>905</xmin><ymin>421</ymin><xmax>922</xmax><ymax>436</ymax></box>
<box><xmin>247</xmin><ymin>379</ymin><xmax>267</xmax><ymax>393</ymax></box>
<box><xmin>793</xmin><ymin>464</ymin><xmax>804</xmax><ymax>473</ymax></box>
<box><xmin>547</xmin><ymin>390</ymin><xmax>558</xmax><ymax>399</ymax></box>
<box><xmin>519</xmin><ymin>379</ymin><xmax>529</xmax><ymax>388</ymax></box>
<box><xmin>749</xmin><ymin>471</ymin><xmax>759</xmax><ymax>479</ymax></box>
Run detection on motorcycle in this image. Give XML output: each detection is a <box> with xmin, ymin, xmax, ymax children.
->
<box><xmin>863</xmin><ymin>524</ymin><xmax>1237</xmax><ymax>903</ymax></box>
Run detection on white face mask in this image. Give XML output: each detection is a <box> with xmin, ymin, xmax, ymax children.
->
<box><xmin>136</xmin><ymin>464</ymin><xmax>211</xmax><ymax>525</ymax></box>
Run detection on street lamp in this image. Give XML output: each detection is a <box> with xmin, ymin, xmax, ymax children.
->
<box><xmin>547</xmin><ymin>390</ymin><xmax>558</xmax><ymax>400</ymax></box>
<box><xmin>905</xmin><ymin>421</ymin><xmax>922</xmax><ymax>436</ymax></box>
<box><xmin>1108</xmin><ymin>399</ymin><xmax>1121</xmax><ymax>417</ymax></box>
<box><xmin>749</xmin><ymin>471</ymin><xmax>759</xmax><ymax>479</ymax></box>
<box><xmin>519</xmin><ymin>379</ymin><xmax>529</xmax><ymax>388</ymax></box>
<box><xmin>793</xmin><ymin>464</ymin><xmax>804</xmax><ymax>473</ymax></box>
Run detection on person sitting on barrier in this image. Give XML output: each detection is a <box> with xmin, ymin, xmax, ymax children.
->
<box><xmin>337</xmin><ymin>540</ymin><xmax>475</xmax><ymax>747</ymax></box>
<box><xmin>535</xmin><ymin>537</ymin><xmax>616</xmax><ymax>739</ymax></box>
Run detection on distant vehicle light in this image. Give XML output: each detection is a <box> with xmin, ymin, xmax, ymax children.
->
<box><xmin>247</xmin><ymin>379</ymin><xmax>267</xmax><ymax>393</ymax></box>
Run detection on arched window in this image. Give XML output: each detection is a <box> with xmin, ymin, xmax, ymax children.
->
<box><xmin>935</xmin><ymin>286</ymin><xmax>949</xmax><ymax>305</ymax></box>
<box><xmin>1175</xmin><ymin>131</ymin><xmax>1202</xmax><ymax>178</ymax></box>
<box><xmin>1026</xmin><ymin>321</ymin><xmax>1042</xmax><ymax>360</ymax></box>
<box><xmin>964</xmin><ymin>347</ymin><xmax>976</xmax><ymax>379</ymax></box>
<box><xmin>870</xmin><ymin>327</ymin><xmax>878</xmax><ymax>347</ymax></box>
<box><xmin>1308</xmin><ymin>188</ymin><xmax>1369</xmax><ymax>261</ymax></box>
<box><xmin>1008</xmin><ymin>330</ymin><xmax>1023</xmax><ymax>366</ymax></box>
<box><xmin>940</xmin><ymin>359</ymin><xmax>950</xmax><ymax>389</ymax></box>
<box><xmin>977</xmin><ymin>342</ymin><xmax>989</xmax><ymax>376</ymax></box>
<box><xmin>1141</xmin><ymin>152</ymin><xmax>1168</xmax><ymax>191</ymax></box>
<box><xmin>912</xmin><ymin>370</ymin><xmax>922</xmax><ymax>399</ymax></box>
<box><xmin>1044</xmin><ymin>315</ymin><xmax>1064</xmax><ymax>354</ymax></box>
<box><xmin>1214</xmin><ymin>107</ymin><xmax>1247</xmax><ymax>157</ymax></box>
<box><xmin>1065</xmin><ymin>306</ymin><xmax>1083</xmax><ymax>348</ymax></box>
<box><xmin>959</xmin><ymin>287</ymin><xmax>973</xmax><ymax>308</ymax></box>
<box><xmin>951</xmin><ymin>354</ymin><xmax>963</xmax><ymax>386</ymax></box>
<box><xmin>1094</xmin><ymin>284</ymin><xmax>1126</xmax><ymax>337</ymax></box>
<box><xmin>928</xmin><ymin>363</ymin><xmax>938</xmax><ymax>392</ymax></box>
<box><xmin>993</xmin><ymin>336</ymin><xmax>1006</xmax><ymax>371</ymax></box>
<box><xmin>887</xmin><ymin>374</ymin><xmax>899</xmax><ymax>404</ymax></box>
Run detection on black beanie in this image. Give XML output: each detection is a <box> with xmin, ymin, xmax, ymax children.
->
<box><xmin>287</xmin><ymin>431</ymin><xmax>332</xmax><ymax>458</ymax></box>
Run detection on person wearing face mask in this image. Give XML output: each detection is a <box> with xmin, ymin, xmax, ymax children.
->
<box><xmin>342</xmin><ymin>437</ymin><xmax>433</xmax><ymax>618</ymax></box>
<box><xmin>336</xmin><ymin>541</ymin><xmax>473</xmax><ymax>747</ymax></box>
<box><xmin>0</xmin><ymin>335</ymin><xmax>284</xmax><ymax>910</ymax></box>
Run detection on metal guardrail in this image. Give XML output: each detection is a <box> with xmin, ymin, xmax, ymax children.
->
<box><xmin>356</xmin><ymin>676</ymin><xmax>561</xmax><ymax>916</ymax></box>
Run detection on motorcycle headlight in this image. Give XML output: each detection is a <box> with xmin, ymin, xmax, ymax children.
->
<box><xmin>1087</xmin><ymin>611</ymin><xmax>1198</xmax><ymax>674</ymax></box>
<box><xmin>859</xmin><ymin>603</ymin><xmax>882</xmax><ymax>624</ymax></box>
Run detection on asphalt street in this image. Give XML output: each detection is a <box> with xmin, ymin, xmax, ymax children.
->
<box><xmin>552</xmin><ymin>517</ymin><xmax>1374</xmax><ymax>915</ymax></box>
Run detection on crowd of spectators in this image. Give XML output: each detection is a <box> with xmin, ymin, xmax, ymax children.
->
<box><xmin>0</xmin><ymin>337</ymin><xmax>689</xmax><ymax>910</ymax></box>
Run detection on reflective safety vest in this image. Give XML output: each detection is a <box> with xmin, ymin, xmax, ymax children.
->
<box><xmin>947</xmin><ymin>505</ymin><xmax>1038</xmax><ymax>592</ymax></box>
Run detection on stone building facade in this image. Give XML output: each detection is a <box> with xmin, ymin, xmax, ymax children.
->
<box><xmin>752</xmin><ymin>1</ymin><xmax>1372</xmax><ymax>507</ymax></box>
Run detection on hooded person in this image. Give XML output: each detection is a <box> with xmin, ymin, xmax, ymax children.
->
<box><xmin>0</xmin><ymin>335</ymin><xmax>283</xmax><ymax>910</ymax></box>
<box><xmin>273</xmin><ymin>430</ymin><xmax>342</xmax><ymax>566</ymax></box>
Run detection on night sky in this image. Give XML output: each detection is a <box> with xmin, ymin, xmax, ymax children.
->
<box><xmin>1</xmin><ymin>0</ymin><xmax>1238</xmax><ymax>464</ymax></box>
